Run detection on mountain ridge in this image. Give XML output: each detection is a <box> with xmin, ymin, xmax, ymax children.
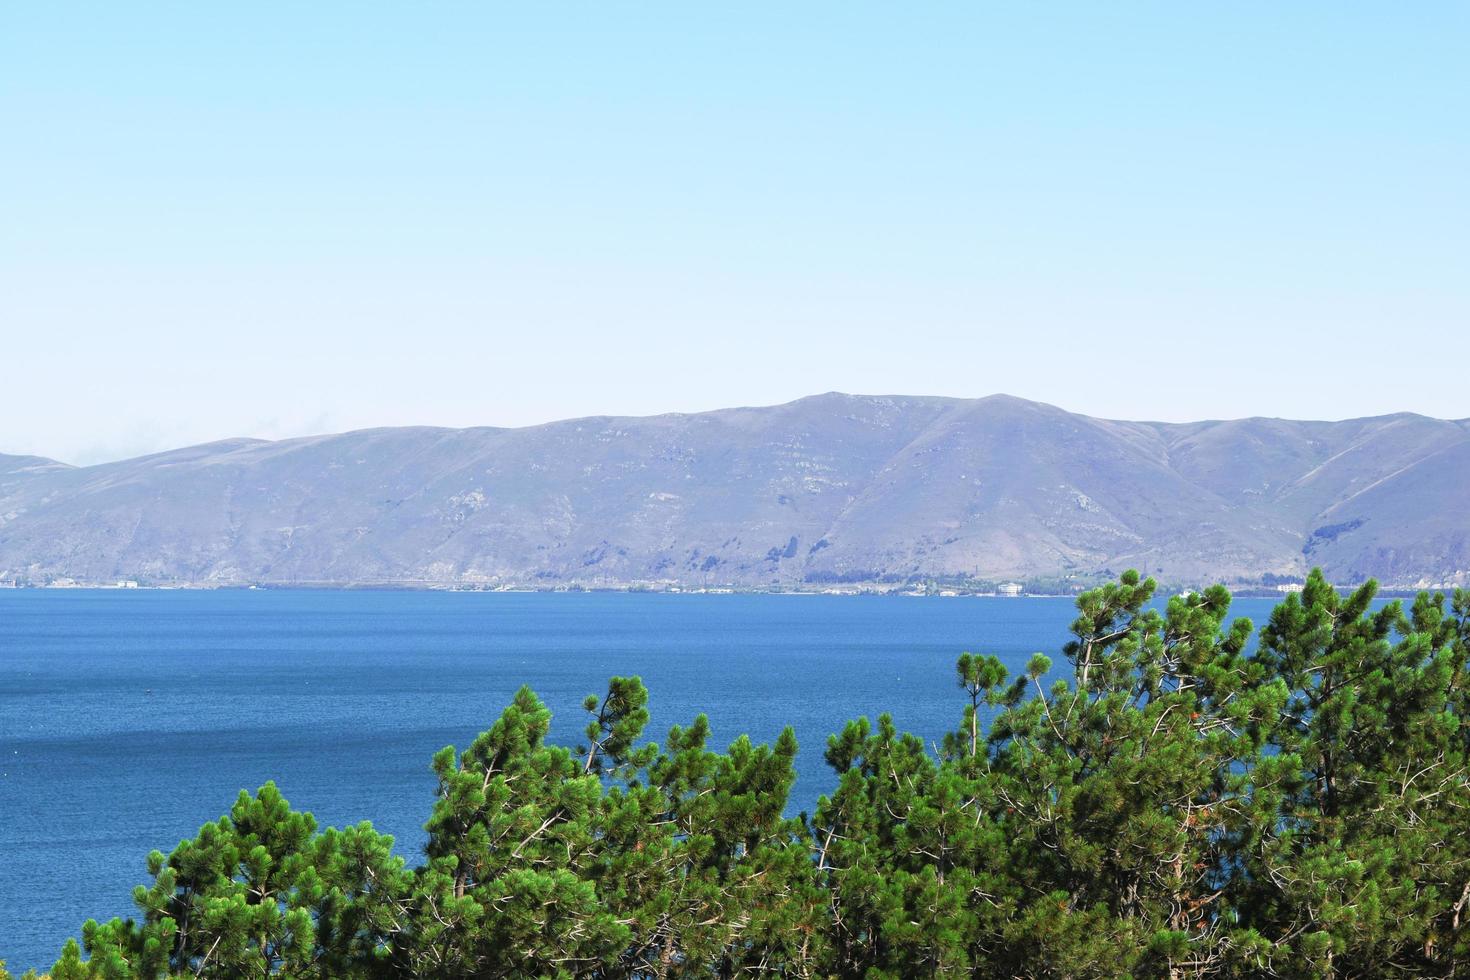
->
<box><xmin>3</xmin><ymin>393</ymin><xmax>1467</xmax><ymax>589</ymax></box>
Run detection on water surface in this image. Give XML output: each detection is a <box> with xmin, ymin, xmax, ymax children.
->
<box><xmin>0</xmin><ymin>588</ymin><xmax>1286</xmax><ymax>970</ymax></box>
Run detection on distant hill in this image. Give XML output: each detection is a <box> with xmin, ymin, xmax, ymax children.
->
<box><xmin>3</xmin><ymin>394</ymin><xmax>1468</xmax><ymax>589</ymax></box>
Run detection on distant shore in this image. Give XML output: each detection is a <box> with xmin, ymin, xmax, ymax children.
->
<box><xmin>0</xmin><ymin>579</ymin><xmax>1447</xmax><ymax>600</ymax></box>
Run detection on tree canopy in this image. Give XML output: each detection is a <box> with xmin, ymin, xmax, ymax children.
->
<box><xmin>11</xmin><ymin>569</ymin><xmax>1470</xmax><ymax>978</ymax></box>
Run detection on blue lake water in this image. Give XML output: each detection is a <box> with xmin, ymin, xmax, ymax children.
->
<box><xmin>0</xmin><ymin>588</ymin><xmax>1290</xmax><ymax>970</ymax></box>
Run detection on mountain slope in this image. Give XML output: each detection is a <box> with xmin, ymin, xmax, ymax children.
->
<box><xmin>2</xmin><ymin>394</ymin><xmax>1467</xmax><ymax>587</ymax></box>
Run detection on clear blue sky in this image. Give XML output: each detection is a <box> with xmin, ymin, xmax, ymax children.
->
<box><xmin>3</xmin><ymin>3</ymin><xmax>1466</xmax><ymax>464</ymax></box>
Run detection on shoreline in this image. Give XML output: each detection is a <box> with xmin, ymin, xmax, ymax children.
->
<box><xmin>0</xmin><ymin>581</ymin><xmax>1447</xmax><ymax>600</ymax></box>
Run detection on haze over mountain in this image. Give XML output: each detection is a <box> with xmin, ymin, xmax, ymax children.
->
<box><xmin>3</xmin><ymin>393</ymin><xmax>1468</xmax><ymax>590</ymax></box>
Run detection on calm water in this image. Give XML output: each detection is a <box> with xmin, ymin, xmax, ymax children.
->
<box><xmin>0</xmin><ymin>589</ymin><xmax>1287</xmax><ymax>970</ymax></box>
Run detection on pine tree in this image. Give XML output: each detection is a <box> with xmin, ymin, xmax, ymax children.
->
<box><xmin>25</xmin><ymin>571</ymin><xmax>1470</xmax><ymax>978</ymax></box>
<box><xmin>59</xmin><ymin>783</ymin><xmax>405</xmax><ymax>979</ymax></box>
<box><xmin>398</xmin><ymin>685</ymin><xmax>626</xmax><ymax>977</ymax></box>
<box><xmin>1246</xmin><ymin>571</ymin><xmax>1470</xmax><ymax>975</ymax></box>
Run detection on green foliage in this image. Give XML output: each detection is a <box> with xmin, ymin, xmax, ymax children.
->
<box><xmin>51</xmin><ymin>784</ymin><xmax>407</xmax><ymax>979</ymax></box>
<box><xmin>22</xmin><ymin>574</ymin><xmax>1470</xmax><ymax>977</ymax></box>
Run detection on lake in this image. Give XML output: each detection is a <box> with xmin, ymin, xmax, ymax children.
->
<box><xmin>0</xmin><ymin>588</ymin><xmax>1290</xmax><ymax>970</ymax></box>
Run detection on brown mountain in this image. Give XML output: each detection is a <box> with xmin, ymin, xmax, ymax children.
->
<box><xmin>2</xmin><ymin>394</ymin><xmax>1467</xmax><ymax>588</ymax></box>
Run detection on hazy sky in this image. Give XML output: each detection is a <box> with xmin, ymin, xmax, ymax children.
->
<box><xmin>3</xmin><ymin>4</ymin><xmax>1467</xmax><ymax>464</ymax></box>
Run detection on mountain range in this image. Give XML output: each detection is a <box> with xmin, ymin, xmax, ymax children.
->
<box><xmin>3</xmin><ymin>393</ymin><xmax>1468</xmax><ymax>590</ymax></box>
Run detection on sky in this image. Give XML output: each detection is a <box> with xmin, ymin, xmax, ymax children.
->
<box><xmin>3</xmin><ymin>4</ymin><xmax>1467</xmax><ymax>465</ymax></box>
